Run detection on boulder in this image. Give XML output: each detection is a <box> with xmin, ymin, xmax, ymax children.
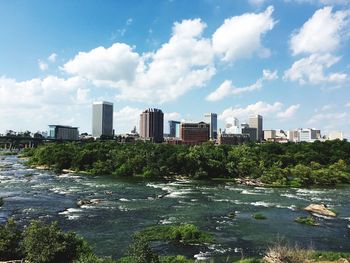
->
<box><xmin>304</xmin><ymin>204</ymin><xmax>336</xmax><ymax>217</ymax></box>
<box><xmin>77</xmin><ymin>199</ymin><xmax>101</xmax><ymax>207</ymax></box>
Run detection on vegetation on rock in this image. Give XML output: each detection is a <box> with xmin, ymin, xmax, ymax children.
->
<box><xmin>136</xmin><ymin>224</ymin><xmax>214</xmax><ymax>244</ymax></box>
<box><xmin>295</xmin><ymin>216</ymin><xmax>318</xmax><ymax>226</ymax></box>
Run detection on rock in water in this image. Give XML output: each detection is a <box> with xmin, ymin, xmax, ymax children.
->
<box><xmin>304</xmin><ymin>204</ymin><xmax>336</xmax><ymax>217</ymax></box>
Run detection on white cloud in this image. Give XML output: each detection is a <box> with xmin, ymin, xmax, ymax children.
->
<box><xmin>38</xmin><ymin>60</ymin><xmax>48</xmax><ymax>71</ymax></box>
<box><xmin>219</xmin><ymin>101</ymin><xmax>284</xmax><ymax>123</ymax></box>
<box><xmin>249</xmin><ymin>0</ymin><xmax>269</xmax><ymax>7</ymax></box>
<box><xmin>48</xmin><ymin>53</ymin><xmax>58</xmax><ymax>63</ymax></box>
<box><xmin>64</xmin><ymin>19</ymin><xmax>215</xmax><ymax>103</ymax></box>
<box><xmin>164</xmin><ymin>112</ymin><xmax>181</xmax><ymax>121</ymax></box>
<box><xmin>212</xmin><ymin>6</ymin><xmax>276</xmax><ymax>62</ymax></box>
<box><xmin>126</xmin><ymin>18</ymin><xmax>133</xmax><ymax>26</ymax></box>
<box><xmin>206</xmin><ymin>69</ymin><xmax>277</xmax><ymax>101</ymax></box>
<box><xmin>277</xmin><ymin>104</ymin><xmax>300</xmax><ymax>119</ymax></box>
<box><xmin>63</xmin><ymin>43</ymin><xmax>141</xmax><ymax>84</ymax></box>
<box><xmin>290</xmin><ymin>7</ymin><xmax>350</xmax><ymax>55</ymax></box>
<box><xmin>0</xmin><ymin>75</ymin><xmax>92</xmax><ymax>133</ymax></box>
<box><xmin>114</xmin><ymin>106</ymin><xmax>142</xmax><ymax>132</ymax></box>
<box><xmin>308</xmin><ymin>112</ymin><xmax>347</xmax><ymax>124</ymax></box>
<box><xmin>345</xmin><ymin>102</ymin><xmax>350</xmax><ymax>107</ymax></box>
<box><xmin>284</xmin><ymin>53</ymin><xmax>348</xmax><ymax>85</ymax></box>
<box><xmin>286</xmin><ymin>0</ymin><xmax>349</xmax><ymax>5</ymax></box>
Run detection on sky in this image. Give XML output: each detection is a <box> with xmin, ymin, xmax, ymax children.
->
<box><xmin>0</xmin><ymin>0</ymin><xmax>350</xmax><ymax>137</ymax></box>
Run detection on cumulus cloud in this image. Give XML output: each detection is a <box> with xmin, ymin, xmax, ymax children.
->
<box><xmin>277</xmin><ymin>104</ymin><xmax>300</xmax><ymax>118</ymax></box>
<box><xmin>218</xmin><ymin>101</ymin><xmax>284</xmax><ymax>123</ymax></box>
<box><xmin>284</xmin><ymin>53</ymin><xmax>348</xmax><ymax>84</ymax></box>
<box><xmin>0</xmin><ymin>76</ymin><xmax>92</xmax><ymax>132</ymax></box>
<box><xmin>290</xmin><ymin>7</ymin><xmax>350</xmax><ymax>55</ymax></box>
<box><xmin>48</xmin><ymin>53</ymin><xmax>58</xmax><ymax>63</ymax></box>
<box><xmin>63</xmin><ymin>43</ymin><xmax>141</xmax><ymax>84</ymax></box>
<box><xmin>212</xmin><ymin>6</ymin><xmax>276</xmax><ymax>62</ymax></box>
<box><xmin>114</xmin><ymin>106</ymin><xmax>142</xmax><ymax>131</ymax></box>
<box><xmin>206</xmin><ymin>69</ymin><xmax>278</xmax><ymax>101</ymax></box>
<box><xmin>38</xmin><ymin>60</ymin><xmax>48</xmax><ymax>71</ymax></box>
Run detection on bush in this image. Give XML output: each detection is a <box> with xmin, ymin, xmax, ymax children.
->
<box><xmin>295</xmin><ymin>216</ymin><xmax>318</xmax><ymax>226</ymax></box>
<box><xmin>0</xmin><ymin>218</ymin><xmax>23</xmax><ymax>260</ymax></box>
<box><xmin>127</xmin><ymin>235</ymin><xmax>159</xmax><ymax>263</ymax></box>
<box><xmin>22</xmin><ymin>220</ymin><xmax>92</xmax><ymax>263</ymax></box>
<box><xmin>252</xmin><ymin>213</ymin><xmax>267</xmax><ymax>220</ymax></box>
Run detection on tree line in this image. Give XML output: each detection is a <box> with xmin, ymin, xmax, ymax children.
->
<box><xmin>24</xmin><ymin>140</ymin><xmax>350</xmax><ymax>187</ymax></box>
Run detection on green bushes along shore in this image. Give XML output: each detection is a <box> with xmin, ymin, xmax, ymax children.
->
<box><xmin>23</xmin><ymin>140</ymin><xmax>350</xmax><ymax>187</ymax></box>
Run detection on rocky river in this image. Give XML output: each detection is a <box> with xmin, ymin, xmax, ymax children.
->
<box><xmin>0</xmin><ymin>155</ymin><xmax>350</xmax><ymax>261</ymax></box>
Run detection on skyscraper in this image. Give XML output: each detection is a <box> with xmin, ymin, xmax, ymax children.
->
<box><xmin>92</xmin><ymin>101</ymin><xmax>114</xmax><ymax>138</ymax></box>
<box><xmin>248</xmin><ymin>115</ymin><xmax>263</xmax><ymax>142</ymax></box>
<box><xmin>140</xmin><ymin>108</ymin><xmax>164</xmax><ymax>143</ymax></box>
<box><xmin>168</xmin><ymin>120</ymin><xmax>180</xmax><ymax>138</ymax></box>
<box><xmin>204</xmin><ymin>113</ymin><xmax>217</xmax><ymax>140</ymax></box>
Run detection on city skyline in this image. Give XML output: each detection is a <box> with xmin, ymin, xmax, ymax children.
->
<box><xmin>0</xmin><ymin>1</ymin><xmax>350</xmax><ymax>137</ymax></box>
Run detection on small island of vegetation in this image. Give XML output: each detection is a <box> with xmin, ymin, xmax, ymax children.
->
<box><xmin>22</xmin><ymin>139</ymin><xmax>350</xmax><ymax>187</ymax></box>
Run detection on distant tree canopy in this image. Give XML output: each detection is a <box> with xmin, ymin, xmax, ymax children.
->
<box><xmin>25</xmin><ymin>140</ymin><xmax>350</xmax><ymax>187</ymax></box>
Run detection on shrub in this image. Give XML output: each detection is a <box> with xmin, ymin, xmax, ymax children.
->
<box><xmin>0</xmin><ymin>218</ymin><xmax>23</xmax><ymax>260</ymax></box>
<box><xmin>127</xmin><ymin>235</ymin><xmax>159</xmax><ymax>263</ymax></box>
<box><xmin>22</xmin><ymin>220</ymin><xmax>92</xmax><ymax>263</ymax></box>
<box><xmin>252</xmin><ymin>213</ymin><xmax>267</xmax><ymax>220</ymax></box>
<box><xmin>295</xmin><ymin>216</ymin><xmax>318</xmax><ymax>226</ymax></box>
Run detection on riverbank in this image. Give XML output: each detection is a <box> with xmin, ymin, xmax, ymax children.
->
<box><xmin>22</xmin><ymin>140</ymin><xmax>350</xmax><ymax>188</ymax></box>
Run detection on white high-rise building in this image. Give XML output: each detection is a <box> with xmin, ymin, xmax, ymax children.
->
<box><xmin>92</xmin><ymin>101</ymin><xmax>114</xmax><ymax>138</ymax></box>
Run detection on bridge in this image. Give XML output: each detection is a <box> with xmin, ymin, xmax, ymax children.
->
<box><xmin>0</xmin><ymin>136</ymin><xmax>46</xmax><ymax>150</ymax></box>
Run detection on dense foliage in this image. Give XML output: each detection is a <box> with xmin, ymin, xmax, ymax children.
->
<box><xmin>25</xmin><ymin>139</ymin><xmax>350</xmax><ymax>187</ymax></box>
<box><xmin>0</xmin><ymin>219</ymin><xmax>112</xmax><ymax>263</ymax></box>
<box><xmin>136</xmin><ymin>224</ymin><xmax>214</xmax><ymax>244</ymax></box>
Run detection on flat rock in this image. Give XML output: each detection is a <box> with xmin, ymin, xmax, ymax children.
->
<box><xmin>304</xmin><ymin>204</ymin><xmax>336</xmax><ymax>217</ymax></box>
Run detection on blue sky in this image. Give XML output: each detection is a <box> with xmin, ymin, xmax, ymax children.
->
<box><xmin>0</xmin><ymin>0</ymin><xmax>350</xmax><ymax>137</ymax></box>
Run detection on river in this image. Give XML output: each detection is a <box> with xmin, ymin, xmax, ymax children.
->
<box><xmin>0</xmin><ymin>155</ymin><xmax>350</xmax><ymax>261</ymax></box>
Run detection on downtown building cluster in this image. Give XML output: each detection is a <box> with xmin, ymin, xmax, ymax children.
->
<box><xmin>26</xmin><ymin>101</ymin><xmax>344</xmax><ymax>144</ymax></box>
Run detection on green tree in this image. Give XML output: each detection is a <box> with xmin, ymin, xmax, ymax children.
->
<box><xmin>0</xmin><ymin>218</ymin><xmax>23</xmax><ymax>260</ymax></box>
<box><xmin>128</xmin><ymin>235</ymin><xmax>159</xmax><ymax>263</ymax></box>
<box><xmin>22</xmin><ymin>220</ymin><xmax>91</xmax><ymax>263</ymax></box>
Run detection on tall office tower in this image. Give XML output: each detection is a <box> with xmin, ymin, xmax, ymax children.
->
<box><xmin>249</xmin><ymin>115</ymin><xmax>263</xmax><ymax>142</ymax></box>
<box><xmin>140</xmin><ymin>108</ymin><xmax>164</xmax><ymax>143</ymax></box>
<box><xmin>204</xmin><ymin>113</ymin><xmax>218</xmax><ymax>140</ymax></box>
<box><xmin>168</xmin><ymin>120</ymin><xmax>181</xmax><ymax>138</ymax></box>
<box><xmin>92</xmin><ymin>101</ymin><xmax>114</xmax><ymax>138</ymax></box>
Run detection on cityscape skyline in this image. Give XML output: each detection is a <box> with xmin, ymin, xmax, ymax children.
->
<box><xmin>0</xmin><ymin>1</ymin><xmax>350</xmax><ymax>137</ymax></box>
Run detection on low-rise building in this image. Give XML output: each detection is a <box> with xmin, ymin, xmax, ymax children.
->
<box><xmin>218</xmin><ymin>133</ymin><xmax>250</xmax><ymax>145</ymax></box>
<box><xmin>328</xmin><ymin>131</ymin><xmax>344</xmax><ymax>140</ymax></box>
<box><xmin>242</xmin><ymin>127</ymin><xmax>257</xmax><ymax>142</ymax></box>
<box><xmin>48</xmin><ymin>125</ymin><xmax>79</xmax><ymax>141</ymax></box>
<box><xmin>180</xmin><ymin>122</ymin><xmax>209</xmax><ymax>145</ymax></box>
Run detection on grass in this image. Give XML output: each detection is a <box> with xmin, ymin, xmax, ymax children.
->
<box><xmin>0</xmin><ymin>151</ymin><xmax>18</xmax><ymax>156</ymax></box>
<box><xmin>264</xmin><ymin>244</ymin><xmax>313</xmax><ymax>263</ymax></box>
<box><xmin>311</xmin><ymin>251</ymin><xmax>350</xmax><ymax>261</ymax></box>
<box><xmin>136</xmin><ymin>224</ymin><xmax>214</xmax><ymax>244</ymax></box>
<box><xmin>295</xmin><ymin>216</ymin><xmax>318</xmax><ymax>226</ymax></box>
<box><xmin>252</xmin><ymin>213</ymin><xmax>267</xmax><ymax>220</ymax></box>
